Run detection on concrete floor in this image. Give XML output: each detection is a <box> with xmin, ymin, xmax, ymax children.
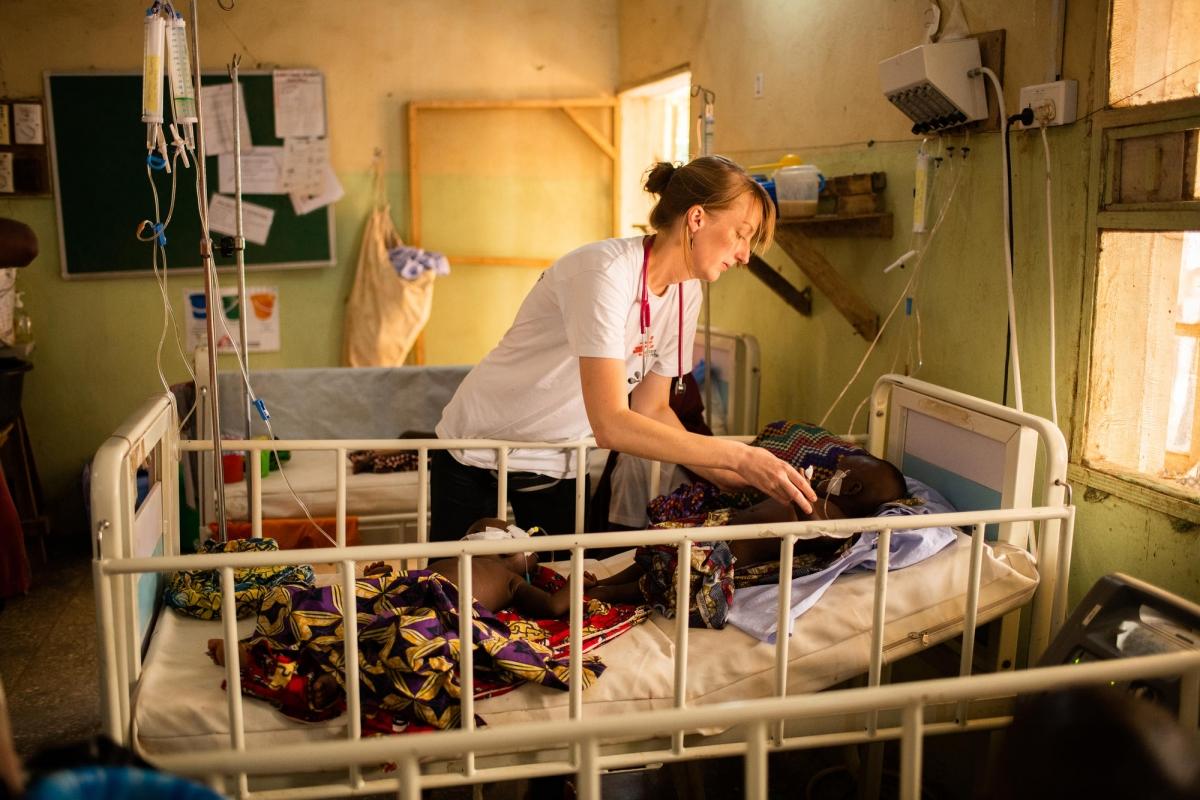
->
<box><xmin>0</xmin><ymin>551</ymin><xmax>100</xmax><ymax>763</ymax></box>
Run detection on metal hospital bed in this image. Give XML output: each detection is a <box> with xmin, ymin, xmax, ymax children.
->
<box><xmin>89</xmin><ymin>374</ymin><xmax>1200</xmax><ymax>799</ymax></box>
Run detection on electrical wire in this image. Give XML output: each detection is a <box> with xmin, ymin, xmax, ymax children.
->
<box><xmin>819</xmin><ymin>151</ymin><xmax>965</xmax><ymax>429</ymax></box>
<box><xmin>1040</xmin><ymin>124</ymin><xmax>1059</xmax><ymax>427</ymax></box>
<box><xmin>977</xmin><ymin>66</ymin><xmax>1024</xmax><ymax>412</ymax></box>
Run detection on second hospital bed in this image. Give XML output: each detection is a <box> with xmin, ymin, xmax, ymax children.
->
<box><xmin>89</xmin><ymin>374</ymin><xmax>1119</xmax><ymax>797</ymax></box>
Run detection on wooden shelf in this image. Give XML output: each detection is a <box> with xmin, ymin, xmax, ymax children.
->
<box><xmin>778</xmin><ymin>213</ymin><xmax>893</xmax><ymax>238</ymax></box>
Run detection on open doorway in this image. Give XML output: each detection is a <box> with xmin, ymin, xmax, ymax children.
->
<box><xmin>617</xmin><ymin>69</ymin><xmax>691</xmax><ymax>237</ymax></box>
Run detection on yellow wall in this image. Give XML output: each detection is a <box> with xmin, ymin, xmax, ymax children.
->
<box><xmin>0</xmin><ymin>0</ymin><xmax>618</xmax><ymax>534</ymax></box>
<box><xmin>618</xmin><ymin>1</ymin><xmax>1200</xmax><ymax>605</ymax></box>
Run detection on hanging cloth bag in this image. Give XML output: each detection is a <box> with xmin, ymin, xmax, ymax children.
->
<box><xmin>342</xmin><ymin>161</ymin><xmax>434</xmax><ymax>366</ymax></box>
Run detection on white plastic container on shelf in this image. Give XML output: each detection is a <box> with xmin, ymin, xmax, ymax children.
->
<box><xmin>774</xmin><ymin>165</ymin><xmax>823</xmax><ymax>218</ymax></box>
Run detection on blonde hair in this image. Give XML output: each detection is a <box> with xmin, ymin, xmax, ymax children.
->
<box><xmin>643</xmin><ymin>155</ymin><xmax>776</xmax><ymax>254</ymax></box>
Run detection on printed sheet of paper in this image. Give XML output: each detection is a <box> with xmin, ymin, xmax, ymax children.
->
<box><xmin>0</xmin><ymin>106</ymin><xmax>9</xmax><ymax>146</ymax></box>
<box><xmin>0</xmin><ymin>153</ymin><xmax>13</xmax><ymax>194</ymax></box>
<box><xmin>184</xmin><ymin>285</ymin><xmax>280</xmax><ymax>353</ymax></box>
<box><xmin>199</xmin><ymin>83</ymin><xmax>253</xmax><ymax>156</ymax></box>
<box><xmin>12</xmin><ymin>103</ymin><xmax>43</xmax><ymax>145</ymax></box>
<box><xmin>290</xmin><ymin>164</ymin><xmax>344</xmax><ymax>215</ymax></box>
<box><xmin>207</xmin><ymin>194</ymin><xmax>275</xmax><ymax>246</ymax></box>
<box><xmin>273</xmin><ymin>69</ymin><xmax>326</xmax><ymax>138</ymax></box>
<box><xmin>281</xmin><ymin>137</ymin><xmax>328</xmax><ymax>196</ymax></box>
<box><xmin>218</xmin><ymin>146</ymin><xmax>285</xmax><ymax>194</ymax></box>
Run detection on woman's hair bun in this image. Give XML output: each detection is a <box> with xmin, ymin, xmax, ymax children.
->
<box><xmin>643</xmin><ymin>162</ymin><xmax>677</xmax><ymax>195</ymax></box>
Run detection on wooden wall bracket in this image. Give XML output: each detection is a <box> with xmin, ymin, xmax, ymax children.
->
<box><xmin>772</xmin><ymin>226</ymin><xmax>879</xmax><ymax>340</ymax></box>
<box><xmin>746</xmin><ymin>254</ymin><xmax>812</xmax><ymax>316</ymax></box>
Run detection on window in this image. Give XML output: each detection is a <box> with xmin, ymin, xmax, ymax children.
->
<box><xmin>1078</xmin><ymin>3</ymin><xmax>1200</xmax><ymax>510</ymax></box>
<box><xmin>617</xmin><ymin>70</ymin><xmax>691</xmax><ymax>237</ymax></box>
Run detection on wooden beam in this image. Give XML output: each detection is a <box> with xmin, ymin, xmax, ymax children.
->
<box><xmin>778</xmin><ymin>214</ymin><xmax>893</xmax><ymax>238</ymax></box>
<box><xmin>407</xmin><ymin>102</ymin><xmax>420</xmax><ymax>246</ymax></box>
<box><xmin>773</xmin><ymin>226</ymin><xmax>879</xmax><ymax>340</ymax></box>
<box><xmin>746</xmin><ymin>255</ymin><xmax>812</xmax><ymax>316</ymax></box>
<box><xmin>447</xmin><ymin>255</ymin><xmax>554</xmax><ymax>268</ymax></box>
<box><xmin>561</xmin><ymin>106</ymin><xmax>616</xmax><ymax>161</ymax></box>
<box><xmin>411</xmin><ymin>98</ymin><xmax>617</xmax><ymax>110</ymax></box>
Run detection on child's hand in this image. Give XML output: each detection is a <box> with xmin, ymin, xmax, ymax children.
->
<box><xmin>364</xmin><ymin>561</ymin><xmax>393</xmax><ymax>577</ymax></box>
<box><xmin>584</xmin><ymin>571</ymin><xmax>597</xmax><ymax>588</ymax></box>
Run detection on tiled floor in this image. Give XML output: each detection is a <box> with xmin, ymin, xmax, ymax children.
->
<box><xmin>0</xmin><ymin>550</ymin><xmax>100</xmax><ymax>761</ymax></box>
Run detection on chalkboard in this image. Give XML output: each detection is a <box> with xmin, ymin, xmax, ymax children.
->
<box><xmin>45</xmin><ymin>72</ymin><xmax>335</xmax><ymax>278</ymax></box>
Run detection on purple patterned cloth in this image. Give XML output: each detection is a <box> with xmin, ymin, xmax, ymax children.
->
<box><xmin>242</xmin><ymin>570</ymin><xmax>604</xmax><ymax>730</ymax></box>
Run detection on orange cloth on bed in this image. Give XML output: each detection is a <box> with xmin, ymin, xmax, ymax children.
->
<box><xmin>209</xmin><ymin>517</ymin><xmax>360</xmax><ymax>550</ymax></box>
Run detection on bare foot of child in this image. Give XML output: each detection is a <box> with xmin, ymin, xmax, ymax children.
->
<box><xmin>206</xmin><ymin>639</ymin><xmax>251</xmax><ymax>668</ymax></box>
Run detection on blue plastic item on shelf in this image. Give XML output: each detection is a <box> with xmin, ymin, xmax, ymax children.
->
<box><xmin>751</xmin><ymin>175</ymin><xmax>778</xmax><ymax>210</ymax></box>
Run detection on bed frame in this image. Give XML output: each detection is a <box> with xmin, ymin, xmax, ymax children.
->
<box><xmin>90</xmin><ymin>374</ymin><xmax>1200</xmax><ymax>799</ymax></box>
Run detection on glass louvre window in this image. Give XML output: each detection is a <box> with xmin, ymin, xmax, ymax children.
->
<box><xmin>1110</xmin><ymin>0</ymin><xmax>1200</xmax><ymax>107</ymax></box>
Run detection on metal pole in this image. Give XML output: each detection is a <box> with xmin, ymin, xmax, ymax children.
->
<box><xmin>229</xmin><ymin>54</ymin><xmax>257</xmax><ymax>528</ymax></box>
<box><xmin>190</xmin><ymin>0</ymin><xmax>228</xmax><ymax>541</ymax></box>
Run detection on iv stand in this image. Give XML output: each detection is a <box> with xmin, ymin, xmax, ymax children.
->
<box><xmin>229</xmin><ymin>54</ymin><xmax>258</xmax><ymax>532</ymax></box>
<box><xmin>189</xmin><ymin>0</ymin><xmax>229</xmax><ymax>541</ymax></box>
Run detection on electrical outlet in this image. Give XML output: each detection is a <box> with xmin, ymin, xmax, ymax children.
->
<box><xmin>1017</xmin><ymin>80</ymin><xmax>1078</xmax><ymax>127</ymax></box>
<box><xmin>754</xmin><ymin>72</ymin><xmax>764</xmax><ymax>99</ymax></box>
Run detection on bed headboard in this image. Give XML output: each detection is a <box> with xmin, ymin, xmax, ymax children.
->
<box><xmin>692</xmin><ymin>329</ymin><xmax>760</xmax><ymax>436</ymax></box>
<box><xmin>871</xmin><ymin>380</ymin><xmax>1039</xmax><ymax>545</ymax></box>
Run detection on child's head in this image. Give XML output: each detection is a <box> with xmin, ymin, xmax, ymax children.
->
<box><xmin>817</xmin><ymin>453</ymin><xmax>907</xmax><ymax>518</ymax></box>
<box><xmin>464</xmin><ymin>518</ymin><xmax>538</xmax><ymax>575</ymax></box>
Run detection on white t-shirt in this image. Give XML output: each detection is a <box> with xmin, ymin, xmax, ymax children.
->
<box><xmin>436</xmin><ymin>236</ymin><xmax>703</xmax><ymax>478</ymax></box>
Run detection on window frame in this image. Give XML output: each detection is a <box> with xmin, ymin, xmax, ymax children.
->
<box><xmin>1070</xmin><ymin>5</ymin><xmax>1200</xmax><ymax>521</ymax></box>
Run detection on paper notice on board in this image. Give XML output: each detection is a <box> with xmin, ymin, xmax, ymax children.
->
<box><xmin>0</xmin><ymin>153</ymin><xmax>13</xmax><ymax>194</ymax></box>
<box><xmin>12</xmin><ymin>103</ymin><xmax>43</xmax><ymax>145</ymax></box>
<box><xmin>273</xmin><ymin>69</ymin><xmax>326</xmax><ymax>138</ymax></box>
<box><xmin>207</xmin><ymin>194</ymin><xmax>275</xmax><ymax>245</ymax></box>
<box><xmin>218</xmin><ymin>146</ymin><xmax>285</xmax><ymax>194</ymax></box>
<box><xmin>184</xmin><ymin>285</ymin><xmax>280</xmax><ymax>353</ymax></box>
<box><xmin>281</xmin><ymin>137</ymin><xmax>328</xmax><ymax>196</ymax></box>
<box><xmin>290</xmin><ymin>164</ymin><xmax>344</xmax><ymax>215</ymax></box>
<box><xmin>200</xmin><ymin>83</ymin><xmax>253</xmax><ymax>156</ymax></box>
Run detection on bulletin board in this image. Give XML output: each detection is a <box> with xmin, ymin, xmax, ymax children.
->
<box><xmin>44</xmin><ymin>71</ymin><xmax>335</xmax><ymax>279</ymax></box>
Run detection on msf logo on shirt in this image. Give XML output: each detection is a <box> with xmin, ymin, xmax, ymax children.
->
<box><xmin>633</xmin><ymin>335</ymin><xmax>657</xmax><ymax>359</ymax></box>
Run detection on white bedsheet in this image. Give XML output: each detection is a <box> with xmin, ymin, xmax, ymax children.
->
<box><xmin>133</xmin><ymin>535</ymin><xmax>1036</xmax><ymax>755</ymax></box>
<box><xmin>221</xmin><ymin>449</ymin><xmax>614</xmax><ymax>522</ymax></box>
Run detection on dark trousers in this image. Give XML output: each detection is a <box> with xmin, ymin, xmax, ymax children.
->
<box><xmin>429</xmin><ymin>449</ymin><xmax>586</xmax><ymax>542</ymax></box>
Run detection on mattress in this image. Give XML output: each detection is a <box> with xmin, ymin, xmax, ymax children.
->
<box><xmin>133</xmin><ymin>534</ymin><xmax>1037</xmax><ymax>756</ymax></box>
<box><xmin>221</xmin><ymin>449</ymin><xmax>614</xmax><ymax>521</ymax></box>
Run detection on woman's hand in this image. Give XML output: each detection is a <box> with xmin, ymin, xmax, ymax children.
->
<box><xmin>736</xmin><ymin>445</ymin><xmax>817</xmax><ymax>512</ymax></box>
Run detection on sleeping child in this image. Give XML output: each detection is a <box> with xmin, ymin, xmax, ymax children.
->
<box><xmin>589</xmin><ymin>423</ymin><xmax>910</xmax><ymax>629</ymax></box>
<box><xmin>206</xmin><ymin>519</ymin><xmax>600</xmax><ymax>731</ymax></box>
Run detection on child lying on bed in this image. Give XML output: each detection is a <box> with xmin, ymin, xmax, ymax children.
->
<box><xmin>206</xmin><ymin>520</ymin><xmax>601</xmax><ymax>730</ymax></box>
<box><xmin>589</xmin><ymin>444</ymin><xmax>910</xmax><ymax>629</ymax></box>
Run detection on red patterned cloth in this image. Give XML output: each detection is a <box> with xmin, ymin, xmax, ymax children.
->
<box><xmin>496</xmin><ymin>566</ymin><xmax>651</xmax><ymax>657</ymax></box>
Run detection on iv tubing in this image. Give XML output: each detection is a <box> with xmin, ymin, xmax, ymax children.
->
<box><xmin>977</xmin><ymin>66</ymin><xmax>1024</xmax><ymax>412</ymax></box>
<box><xmin>1040</xmin><ymin>125</ymin><xmax>1059</xmax><ymax>426</ymax></box>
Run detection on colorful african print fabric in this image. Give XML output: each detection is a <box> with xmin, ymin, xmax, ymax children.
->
<box><xmin>347</xmin><ymin>449</ymin><xmax>419</xmax><ymax>474</ymax></box>
<box><xmin>497</xmin><ymin>566</ymin><xmax>651</xmax><ymax>656</ymax></box>
<box><xmin>647</xmin><ymin>481</ymin><xmax>724</xmax><ymax>525</ymax></box>
<box><xmin>164</xmin><ymin>538</ymin><xmax>315</xmax><ymax>620</ymax></box>
<box><xmin>749</xmin><ymin>420</ymin><xmax>866</xmax><ymax>484</ymax></box>
<box><xmin>635</xmin><ymin>541</ymin><xmax>735</xmax><ymax>629</ymax></box>
<box><xmin>237</xmin><ymin>570</ymin><xmax>604</xmax><ymax>731</ymax></box>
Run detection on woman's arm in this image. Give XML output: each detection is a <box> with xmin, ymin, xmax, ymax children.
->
<box><xmin>581</xmin><ymin>358</ymin><xmax>815</xmax><ymax>511</ymax></box>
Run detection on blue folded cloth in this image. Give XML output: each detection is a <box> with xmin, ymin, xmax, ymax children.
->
<box><xmin>726</xmin><ymin>477</ymin><xmax>958</xmax><ymax>642</ymax></box>
<box><xmin>387</xmin><ymin>245</ymin><xmax>450</xmax><ymax>280</ymax></box>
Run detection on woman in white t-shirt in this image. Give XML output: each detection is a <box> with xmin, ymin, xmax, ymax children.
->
<box><xmin>431</xmin><ymin>155</ymin><xmax>815</xmax><ymax>540</ymax></box>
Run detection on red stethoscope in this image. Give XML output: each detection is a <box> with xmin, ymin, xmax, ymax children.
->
<box><xmin>630</xmin><ymin>235</ymin><xmax>687</xmax><ymax>396</ymax></box>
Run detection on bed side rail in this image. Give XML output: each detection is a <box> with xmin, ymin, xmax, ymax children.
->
<box><xmin>155</xmin><ymin>617</ymin><xmax>1200</xmax><ymax>799</ymax></box>
<box><xmin>96</xmin><ymin>503</ymin><xmax>1071</xmax><ymax>794</ymax></box>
